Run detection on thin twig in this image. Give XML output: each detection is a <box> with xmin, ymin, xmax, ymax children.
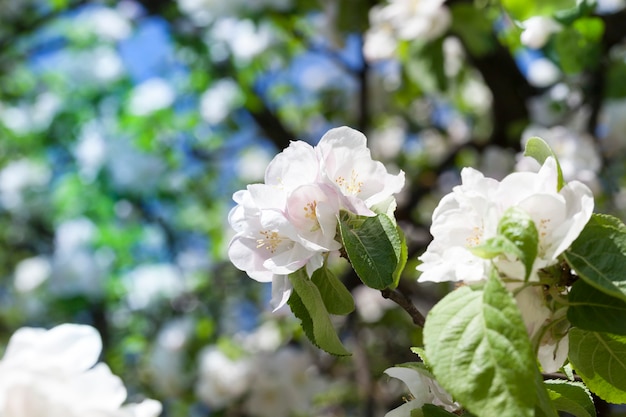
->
<box><xmin>380</xmin><ymin>288</ymin><xmax>426</xmax><ymax>327</ymax></box>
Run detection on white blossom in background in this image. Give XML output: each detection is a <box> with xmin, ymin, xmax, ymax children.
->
<box><xmin>149</xmin><ymin>318</ymin><xmax>194</xmax><ymax>396</ymax></box>
<box><xmin>364</xmin><ymin>0</ymin><xmax>451</xmax><ymax>61</ymax></box>
<box><xmin>207</xmin><ymin>18</ymin><xmax>274</xmax><ymax>63</ymax></box>
<box><xmin>0</xmin><ymin>92</ymin><xmax>62</xmax><ymax>135</ymax></box>
<box><xmin>236</xmin><ymin>147</ymin><xmax>273</xmax><ymax>182</ymax></box>
<box><xmin>417</xmin><ymin>157</ymin><xmax>594</xmax><ymax>284</ymax></box>
<box><xmin>595</xmin><ymin>0</ymin><xmax>626</xmax><ymax>13</ymax></box>
<box><xmin>199</xmin><ymin>78</ymin><xmax>243</xmax><ymax>125</ymax></box>
<box><xmin>598</xmin><ymin>98</ymin><xmax>626</xmax><ymax>154</ymax></box>
<box><xmin>517</xmin><ymin>125</ymin><xmax>602</xmax><ymax>192</ymax></box>
<box><xmin>0</xmin><ymin>323</ymin><xmax>161</xmax><ymax>417</ymax></box>
<box><xmin>0</xmin><ymin>158</ymin><xmax>50</xmax><ymax>212</ymax></box>
<box><xmin>244</xmin><ymin>347</ymin><xmax>327</xmax><ymax>417</ymax></box>
<box><xmin>13</xmin><ymin>256</ymin><xmax>51</xmax><ymax>293</ymax></box>
<box><xmin>74</xmin><ymin>122</ymin><xmax>108</xmax><ymax>181</ymax></box>
<box><xmin>384</xmin><ymin>366</ymin><xmax>460</xmax><ymax>416</ymax></box>
<box><xmin>49</xmin><ymin>217</ymin><xmax>106</xmax><ymax>298</ymax></box>
<box><xmin>74</xmin><ymin>6</ymin><xmax>132</xmax><ymax>41</ymax></box>
<box><xmin>520</xmin><ymin>16</ymin><xmax>562</xmax><ymax>50</ymax></box>
<box><xmin>353</xmin><ymin>284</ymin><xmax>396</xmax><ymax>323</ymax></box>
<box><xmin>195</xmin><ymin>347</ymin><xmax>253</xmax><ymax>409</ymax></box>
<box><xmin>177</xmin><ymin>0</ymin><xmax>291</xmax><ymax>26</ymax></box>
<box><xmin>228</xmin><ymin>126</ymin><xmax>405</xmax><ymax>309</ymax></box>
<box><xmin>106</xmin><ymin>139</ymin><xmax>166</xmax><ymax>192</ymax></box>
<box><xmin>123</xmin><ymin>263</ymin><xmax>186</xmax><ymax>310</ymax></box>
<box><xmin>127</xmin><ymin>77</ymin><xmax>176</xmax><ymax>116</ymax></box>
<box><xmin>526</xmin><ymin>57</ymin><xmax>561</xmax><ymax>88</ymax></box>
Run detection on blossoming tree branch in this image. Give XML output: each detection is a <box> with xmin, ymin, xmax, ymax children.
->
<box><xmin>228</xmin><ymin>126</ymin><xmax>626</xmax><ymax>417</ymax></box>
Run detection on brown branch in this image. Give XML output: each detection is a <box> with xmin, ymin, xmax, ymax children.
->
<box><xmin>381</xmin><ymin>287</ymin><xmax>426</xmax><ymax>327</ymax></box>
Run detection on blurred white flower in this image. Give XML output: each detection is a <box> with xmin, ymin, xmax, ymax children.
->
<box><xmin>518</xmin><ymin>125</ymin><xmax>601</xmax><ymax>192</ymax></box>
<box><xmin>149</xmin><ymin>318</ymin><xmax>194</xmax><ymax>396</ymax></box>
<box><xmin>208</xmin><ymin>18</ymin><xmax>274</xmax><ymax>62</ymax></box>
<box><xmin>123</xmin><ymin>264</ymin><xmax>186</xmax><ymax>310</ymax></box>
<box><xmin>75</xmin><ymin>6</ymin><xmax>132</xmax><ymax>41</ymax></box>
<box><xmin>244</xmin><ymin>347</ymin><xmax>327</xmax><ymax>417</ymax></box>
<box><xmin>365</xmin><ymin>0</ymin><xmax>450</xmax><ymax>61</ymax></box>
<box><xmin>0</xmin><ymin>158</ymin><xmax>50</xmax><ymax>211</ymax></box>
<box><xmin>91</xmin><ymin>46</ymin><xmax>125</xmax><ymax>82</ymax></box>
<box><xmin>239</xmin><ymin>320</ymin><xmax>283</xmax><ymax>353</ymax></box>
<box><xmin>196</xmin><ymin>347</ymin><xmax>253</xmax><ymax>409</ymax></box>
<box><xmin>236</xmin><ymin>147</ymin><xmax>273</xmax><ymax>182</ymax></box>
<box><xmin>55</xmin><ymin>217</ymin><xmax>97</xmax><ymax>255</ymax></box>
<box><xmin>0</xmin><ymin>323</ymin><xmax>161</xmax><ymax>417</ymax></box>
<box><xmin>520</xmin><ymin>17</ymin><xmax>562</xmax><ymax>50</ymax></box>
<box><xmin>199</xmin><ymin>79</ymin><xmax>242</xmax><ymax>124</ymax></box>
<box><xmin>384</xmin><ymin>366</ymin><xmax>460</xmax><ymax>416</ymax></box>
<box><xmin>13</xmin><ymin>256</ymin><xmax>51</xmax><ymax>293</ymax></box>
<box><xmin>598</xmin><ymin>98</ymin><xmax>626</xmax><ymax>154</ymax></box>
<box><xmin>106</xmin><ymin>139</ymin><xmax>166</xmax><ymax>192</ymax></box>
<box><xmin>0</xmin><ymin>92</ymin><xmax>62</xmax><ymax>135</ymax></box>
<box><xmin>353</xmin><ymin>284</ymin><xmax>395</xmax><ymax>322</ymax></box>
<box><xmin>526</xmin><ymin>57</ymin><xmax>561</xmax><ymax>88</ymax></box>
<box><xmin>128</xmin><ymin>78</ymin><xmax>175</xmax><ymax>116</ymax></box>
<box><xmin>75</xmin><ymin>122</ymin><xmax>108</xmax><ymax>181</ymax></box>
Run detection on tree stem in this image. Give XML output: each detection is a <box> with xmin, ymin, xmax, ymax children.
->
<box><xmin>380</xmin><ymin>288</ymin><xmax>426</xmax><ymax>327</ymax></box>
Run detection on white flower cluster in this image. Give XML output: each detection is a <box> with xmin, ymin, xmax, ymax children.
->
<box><xmin>196</xmin><ymin>344</ymin><xmax>328</xmax><ymax>417</ymax></box>
<box><xmin>364</xmin><ymin>0</ymin><xmax>451</xmax><ymax>61</ymax></box>
<box><xmin>417</xmin><ymin>157</ymin><xmax>594</xmax><ymax>372</ymax></box>
<box><xmin>0</xmin><ymin>323</ymin><xmax>161</xmax><ymax>417</ymax></box>
<box><xmin>228</xmin><ymin>126</ymin><xmax>405</xmax><ymax>309</ymax></box>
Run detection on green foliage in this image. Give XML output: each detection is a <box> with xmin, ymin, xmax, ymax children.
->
<box><xmin>471</xmin><ymin>206</ymin><xmax>539</xmax><ymax>281</ymax></box>
<box><xmin>544</xmin><ymin>380</ymin><xmax>596</xmax><ymax>417</ymax></box>
<box><xmin>554</xmin><ymin>17</ymin><xmax>604</xmax><ymax>74</ymax></box>
<box><xmin>450</xmin><ymin>4</ymin><xmax>496</xmax><ymax>57</ymax></box>
<box><xmin>564</xmin><ymin>214</ymin><xmax>626</xmax><ymax>301</ymax></box>
<box><xmin>501</xmin><ymin>0</ymin><xmax>576</xmax><ymax>20</ymax></box>
<box><xmin>568</xmin><ymin>328</ymin><xmax>626</xmax><ymax>403</ymax></box>
<box><xmin>338</xmin><ymin>211</ymin><xmax>402</xmax><ymax>290</ymax></box>
<box><xmin>423</xmin><ymin>272</ymin><xmax>538</xmax><ymax>417</ymax></box>
<box><xmin>421</xmin><ymin>404</ymin><xmax>458</xmax><ymax>417</ymax></box>
<box><xmin>288</xmin><ymin>269</ymin><xmax>350</xmax><ymax>356</ymax></box>
<box><xmin>310</xmin><ymin>265</ymin><xmax>355</xmax><ymax>315</ymax></box>
<box><xmin>523</xmin><ymin>137</ymin><xmax>564</xmax><ymax>190</ymax></box>
<box><xmin>568</xmin><ymin>279</ymin><xmax>626</xmax><ymax>335</ymax></box>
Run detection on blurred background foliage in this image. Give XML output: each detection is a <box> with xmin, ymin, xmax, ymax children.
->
<box><xmin>1</xmin><ymin>0</ymin><xmax>626</xmax><ymax>416</ymax></box>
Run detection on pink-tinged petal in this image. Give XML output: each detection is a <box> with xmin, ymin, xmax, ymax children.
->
<box><xmin>270</xmin><ymin>275</ymin><xmax>292</xmax><ymax>312</ymax></box>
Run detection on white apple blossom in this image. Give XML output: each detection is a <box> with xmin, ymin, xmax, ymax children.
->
<box><xmin>228</xmin><ymin>126</ymin><xmax>405</xmax><ymax>308</ymax></box>
<box><xmin>384</xmin><ymin>366</ymin><xmax>460</xmax><ymax>416</ymax></box>
<box><xmin>417</xmin><ymin>157</ymin><xmax>594</xmax><ymax>283</ymax></box>
<box><xmin>364</xmin><ymin>0</ymin><xmax>451</xmax><ymax>61</ymax></box>
<box><xmin>195</xmin><ymin>346</ymin><xmax>253</xmax><ymax>409</ymax></box>
<box><xmin>520</xmin><ymin>16</ymin><xmax>562</xmax><ymax>50</ymax></box>
<box><xmin>0</xmin><ymin>323</ymin><xmax>161</xmax><ymax>417</ymax></box>
<box><xmin>514</xmin><ymin>285</ymin><xmax>569</xmax><ymax>373</ymax></box>
<box><xmin>243</xmin><ymin>347</ymin><xmax>328</xmax><ymax>417</ymax></box>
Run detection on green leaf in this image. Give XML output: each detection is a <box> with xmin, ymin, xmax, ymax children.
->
<box><xmin>523</xmin><ymin>137</ymin><xmax>564</xmax><ymax>191</ymax></box>
<box><xmin>422</xmin><ymin>404</ymin><xmax>458</xmax><ymax>417</ymax></box>
<box><xmin>554</xmin><ymin>19</ymin><xmax>603</xmax><ymax>74</ymax></box>
<box><xmin>392</xmin><ymin>226</ymin><xmax>408</xmax><ymax>289</ymax></box>
<box><xmin>501</xmin><ymin>0</ymin><xmax>576</xmax><ymax>20</ymax></box>
<box><xmin>568</xmin><ymin>328</ymin><xmax>626</xmax><ymax>403</ymax></box>
<box><xmin>544</xmin><ymin>380</ymin><xmax>596</xmax><ymax>417</ymax></box>
<box><xmin>338</xmin><ymin>212</ymin><xmax>400</xmax><ymax>290</ymax></box>
<box><xmin>563</xmin><ymin>214</ymin><xmax>626</xmax><ymax>301</ymax></box>
<box><xmin>287</xmin><ymin>269</ymin><xmax>350</xmax><ymax>356</ymax></box>
<box><xmin>311</xmin><ymin>265</ymin><xmax>355</xmax><ymax>316</ymax></box>
<box><xmin>568</xmin><ymin>279</ymin><xmax>626</xmax><ymax>335</ymax></box>
<box><xmin>423</xmin><ymin>272</ymin><xmax>537</xmax><ymax>417</ymax></box>
<box><xmin>472</xmin><ymin>207</ymin><xmax>539</xmax><ymax>281</ymax></box>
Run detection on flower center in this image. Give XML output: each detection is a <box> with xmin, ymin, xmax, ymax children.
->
<box><xmin>335</xmin><ymin>169</ymin><xmax>363</xmax><ymax>195</ymax></box>
<box><xmin>256</xmin><ymin>230</ymin><xmax>285</xmax><ymax>253</ymax></box>
<box><xmin>465</xmin><ymin>225</ymin><xmax>483</xmax><ymax>247</ymax></box>
<box><xmin>303</xmin><ymin>200</ymin><xmax>317</xmax><ymax>221</ymax></box>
